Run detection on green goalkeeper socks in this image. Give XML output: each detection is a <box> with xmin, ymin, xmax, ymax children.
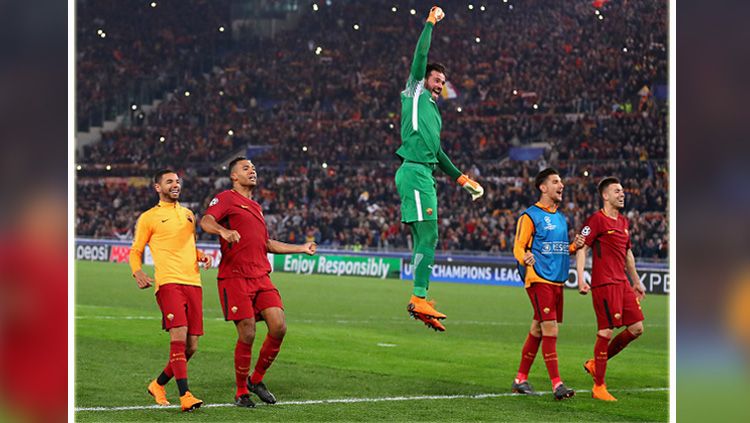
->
<box><xmin>410</xmin><ymin>220</ymin><xmax>438</xmax><ymax>297</ymax></box>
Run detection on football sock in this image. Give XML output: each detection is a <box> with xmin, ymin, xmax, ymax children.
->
<box><xmin>235</xmin><ymin>340</ymin><xmax>253</xmax><ymax>396</ymax></box>
<box><xmin>250</xmin><ymin>334</ymin><xmax>283</xmax><ymax>385</ymax></box>
<box><xmin>169</xmin><ymin>341</ymin><xmax>189</xmax><ymax>396</ymax></box>
<box><xmin>410</xmin><ymin>221</ymin><xmax>438</xmax><ymax>298</ymax></box>
<box><xmin>594</xmin><ymin>335</ymin><xmax>610</xmax><ymax>385</ymax></box>
<box><xmin>608</xmin><ymin>328</ymin><xmax>638</xmax><ymax>359</ymax></box>
<box><xmin>541</xmin><ymin>335</ymin><xmax>561</xmax><ymax>388</ymax></box>
<box><xmin>515</xmin><ymin>333</ymin><xmax>542</xmax><ymax>382</ymax></box>
<box><xmin>157</xmin><ymin>348</ymin><xmax>193</xmax><ymax>385</ymax></box>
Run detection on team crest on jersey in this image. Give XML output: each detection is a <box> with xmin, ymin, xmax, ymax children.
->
<box><xmin>543</xmin><ymin>307</ymin><xmax>550</xmax><ymax>314</ymax></box>
<box><xmin>426</xmin><ymin>208</ymin><xmax>433</xmax><ymax>216</ymax></box>
<box><xmin>614</xmin><ymin>313</ymin><xmax>622</xmax><ymax>320</ymax></box>
<box><xmin>231</xmin><ymin>306</ymin><xmax>238</xmax><ymax>313</ymax></box>
<box><xmin>543</xmin><ymin>216</ymin><xmax>556</xmax><ymax>230</ymax></box>
<box><xmin>209</xmin><ymin>198</ymin><xmax>219</xmax><ymax>207</ymax></box>
<box><xmin>167</xmin><ymin>313</ymin><xmax>174</xmax><ymax>321</ymax></box>
<box><xmin>581</xmin><ymin>226</ymin><xmax>591</xmax><ymax>236</ymax></box>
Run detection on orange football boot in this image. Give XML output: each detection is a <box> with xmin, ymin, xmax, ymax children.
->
<box><xmin>592</xmin><ymin>384</ymin><xmax>617</xmax><ymax>401</ymax></box>
<box><xmin>407</xmin><ymin>295</ymin><xmax>447</xmax><ymax>320</ymax></box>
<box><xmin>147</xmin><ymin>379</ymin><xmax>170</xmax><ymax>406</ymax></box>
<box><xmin>583</xmin><ymin>359</ymin><xmax>596</xmax><ymax>382</ymax></box>
<box><xmin>413</xmin><ymin>312</ymin><xmax>446</xmax><ymax>331</ymax></box>
<box><xmin>180</xmin><ymin>391</ymin><xmax>203</xmax><ymax>412</ymax></box>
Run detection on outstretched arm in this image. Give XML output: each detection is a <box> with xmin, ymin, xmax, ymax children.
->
<box><xmin>267</xmin><ymin>239</ymin><xmax>316</xmax><ymax>255</ymax></box>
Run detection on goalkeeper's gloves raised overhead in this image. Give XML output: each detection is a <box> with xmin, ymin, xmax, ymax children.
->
<box><xmin>426</xmin><ymin>6</ymin><xmax>445</xmax><ymax>25</ymax></box>
<box><xmin>457</xmin><ymin>174</ymin><xmax>484</xmax><ymax>201</ymax></box>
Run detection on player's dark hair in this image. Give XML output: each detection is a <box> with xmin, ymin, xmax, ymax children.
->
<box><xmin>228</xmin><ymin>156</ymin><xmax>248</xmax><ymax>174</ymax></box>
<box><xmin>426</xmin><ymin>62</ymin><xmax>446</xmax><ymax>79</ymax></box>
<box><xmin>598</xmin><ymin>177</ymin><xmax>621</xmax><ymax>198</ymax></box>
<box><xmin>153</xmin><ymin>168</ymin><xmax>176</xmax><ymax>184</ymax></box>
<box><xmin>534</xmin><ymin>168</ymin><xmax>559</xmax><ymax>192</ymax></box>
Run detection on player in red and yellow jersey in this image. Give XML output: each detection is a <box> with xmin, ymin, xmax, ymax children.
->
<box><xmin>129</xmin><ymin>169</ymin><xmax>212</xmax><ymax>412</ymax></box>
<box><xmin>576</xmin><ymin>177</ymin><xmax>647</xmax><ymax>401</ymax></box>
<box><xmin>201</xmin><ymin>157</ymin><xmax>316</xmax><ymax>408</ymax></box>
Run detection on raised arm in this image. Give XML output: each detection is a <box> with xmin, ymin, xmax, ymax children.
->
<box><xmin>409</xmin><ymin>22</ymin><xmax>434</xmax><ymax>81</ymax></box>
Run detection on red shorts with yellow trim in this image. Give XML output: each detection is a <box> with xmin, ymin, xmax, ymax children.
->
<box><xmin>526</xmin><ymin>282</ymin><xmax>564</xmax><ymax>323</ymax></box>
<box><xmin>591</xmin><ymin>282</ymin><xmax>645</xmax><ymax>330</ymax></box>
<box><xmin>155</xmin><ymin>283</ymin><xmax>204</xmax><ymax>335</ymax></box>
<box><xmin>218</xmin><ymin>275</ymin><xmax>284</xmax><ymax>322</ymax></box>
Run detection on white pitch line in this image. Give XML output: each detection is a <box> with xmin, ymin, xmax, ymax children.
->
<box><xmin>75</xmin><ymin>315</ymin><xmax>667</xmax><ymax>328</ymax></box>
<box><xmin>75</xmin><ymin>387</ymin><xmax>669</xmax><ymax>412</ymax></box>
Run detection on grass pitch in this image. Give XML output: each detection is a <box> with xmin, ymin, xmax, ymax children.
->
<box><xmin>75</xmin><ymin>261</ymin><xmax>669</xmax><ymax>421</ymax></box>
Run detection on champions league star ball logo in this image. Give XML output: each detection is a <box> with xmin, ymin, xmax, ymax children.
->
<box><xmin>543</xmin><ymin>216</ymin><xmax>556</xmax><ymax>230</ymax></box>
<box><xmin>582</xmin><ymin>226</ymin><xmax>591</xmax><ymax>236</ymax></box>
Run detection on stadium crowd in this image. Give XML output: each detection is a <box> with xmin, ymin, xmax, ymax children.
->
<box><xmin>76</xmin><ymin>0</ymin><xmax>668</xmax><ymax>259</ymax></box>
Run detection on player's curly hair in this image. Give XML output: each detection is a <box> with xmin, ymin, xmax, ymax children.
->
<box><xmin>426</xmin><ymin>62</ymin><xmax>446</xmax><ymax>79</ymax></box>
<box><xmin>534</xmin><ymin>168</ymin><xmax>559</xmax><ymax>192</ymax></box>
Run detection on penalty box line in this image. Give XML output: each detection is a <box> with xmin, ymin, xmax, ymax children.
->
<box><xmin>75</xmin><ymin>387</ymin><xmax>669</xmax><ymax>412</ymax></box>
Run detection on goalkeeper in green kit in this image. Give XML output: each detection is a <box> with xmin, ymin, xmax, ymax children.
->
<box><xmin>396</xmin><ymin>6</ymin><xmax>484</xmax><ymax>332</ymax></box>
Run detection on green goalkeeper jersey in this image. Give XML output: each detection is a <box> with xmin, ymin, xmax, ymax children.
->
<box><xmin>396</xmin><ymin>22</ymin><xmax>461</xmax><ymax>180</ymax></box>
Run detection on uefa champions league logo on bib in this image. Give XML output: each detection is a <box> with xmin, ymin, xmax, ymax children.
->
<box><xmin>543</xmin><ymin>216</ymin><xmax>556</xmax><ymax>231</ymax></box>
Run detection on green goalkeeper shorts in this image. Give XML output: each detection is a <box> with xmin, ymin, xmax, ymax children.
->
<box><xmin>395</xmin><ymin>161</ymin><xmax>438</xmax><ymax>223</ymax></box>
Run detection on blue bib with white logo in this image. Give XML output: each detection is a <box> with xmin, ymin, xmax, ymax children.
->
<box><xmin>518</xmin><ymin>205</ymin><xmax>570</xmax><ymax>283</ymax></box>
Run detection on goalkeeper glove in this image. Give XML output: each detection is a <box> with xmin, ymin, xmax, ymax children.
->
<box><xmin>457</xmin><ymin>174</ymin><xmax>484</xmax><ymax>201</ymax></box>
<box><xmin>427</xmin><ymin>6</ymin><xmax>445</xmax><ymax>25</ymax></box>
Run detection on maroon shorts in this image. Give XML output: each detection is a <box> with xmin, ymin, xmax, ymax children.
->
<box><xmin>526</xmin><ymin>282</ymin><xmax>564</xmax><ymax>323</ymax></box>
<box><xmin>591</xmin><ymin>282</ymin><xmax>645</xmax><ymax>330</ymax></box>
<box><xmin>155</xmin><ymin>284</ymin><xmax>203</xmax><ymax>335</ymax></box>
<box><xmin>218</xmin><ymin>275</ymin><xmax>284</xmax><ymax>322</ymax></box>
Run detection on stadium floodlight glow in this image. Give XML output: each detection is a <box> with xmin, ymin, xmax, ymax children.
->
<box><xmin>503</xmin><ymin>0</ymin><xmax>508</xmax><ymax>3</ymax></box>
<box><xmin>584</xmin><ymin>170</ymin><xmax>590</xmax><ymax>177</ymax></box>
<box><xmin>219</xmin><ymin>26</ymin><xmax>225</xmax><ymax>32</ymax></box>
<box><xmin>475</xmin><ymin>37</ymin><xmax>481</xmax><ymax>43</ymax></box>
<box><xmin>184</xmin><ymin>90</ymin><xmax>191</xmax><ymax>96</ymax></box>
<box><xmin>100</xmin><ymin>32</ymin><xmax>107</xmax><ymax>38</ymax></box>
<box><xmin>131</xmin><ymin>104</ymin><xmax>138</xmax><ymax>110</ymax></box>
<box><xmin>457</xmin><ymin>106</ymin><xmax>463</xmax><ymax>112</ymax></box>
<box><xmin>227</xmin><ymin>129</ymin><xmax>234</xmax><ymax>136</ymax></box>
<box><xmin>508</xmin><ymin>4</ymin><xmax>513</xmax><ymax>9</ymax></box>
<box><xmin>302</xmin><ymin>145</ymin><xmax>308</xmax><ymax>152</ymax></box>
<box><xmin>410</xmin><ymin>9</ymin><xmax>416</xmax><ymax>15</ymax></box>
<box><xmin>222</xmin><ymin>165</ymin><xmax>227</xmax><ymax>170</ymax></box>
<box><xmin>97</xmin><ymin>29</ymin><xmax>103</xmax><ymax>35</ymax></box>
<box><xmin>219</xmin><ymin>90</ymin><xmax>224</xmax><ymax>96</ymax></box>
<box><xmin>313</xmin><ymin>3</ymin><xmax>319</xmax><ymax>11</ymax></box>
<box><xmin>105</xmin><ymin>165</ymin><xmax>112</xmax><ymax>171</ymax></box>
<box><xmin>480</xmin><ymin>5</ymin><xmax>486</xmax><ymax>11</ymax></box>
<box><xmin>533</xmin><ymin>103</ymin><xmax>539</xmax><ymax>110</ymax></box>
<box><xmin>512</xmin><ymin>89</ymin><xmax>518</xmax><ymax>95</ymax></box>
<box><xmin>598</xmin><ymin>14</ymin><xmax>604</xmax><ymax>20</ymax></box>
<box><xmin>353</xmin><ymin>24</ymin><xmax>360</xmax><ymax>30</ymax></box>
<box><xmin>322</xmin><ymin>162</ymin><xmax>328</xmax><ymax>169</ymax></box>
<box><xmin>391</xmin><ymin>6</ymin><xmax>397</xmax><ymax>13</ymax></box>
<box><xmin>468</xmin><ymin>4</ymin><xmax>474</xmax><ymax>11</ymax></box>
<box><xmin>159</xmin><ymin>136</ymin><xmax>166</xmax><ymax>142</ymax></box>
<box><xmin>389</xmin><ymin>123</ymin><xmax>394</xmax><ymax>129</ymax></box>
<box><xmin>594</xmin><ymin>10</ymin><xmax>600</xmax><ymax>15</ymax></box>
<box><xmin>150</xmin><ymin>2</ymin><xmax>157</xmax><ymax>8</ymax></box>
<box><xmin>623</xmin><ymin>47</ymin><xmax>628</xmax><ymax>52</ymax></box>
<box><xmin>76</xmin><ymin>165</ymin><xmax>82</xmax><ymax>171</ymax></box>
<box><xmin>315</xmin><ymin>46</ymin><xmax>323</xmax><ymax>55</ymax></box>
